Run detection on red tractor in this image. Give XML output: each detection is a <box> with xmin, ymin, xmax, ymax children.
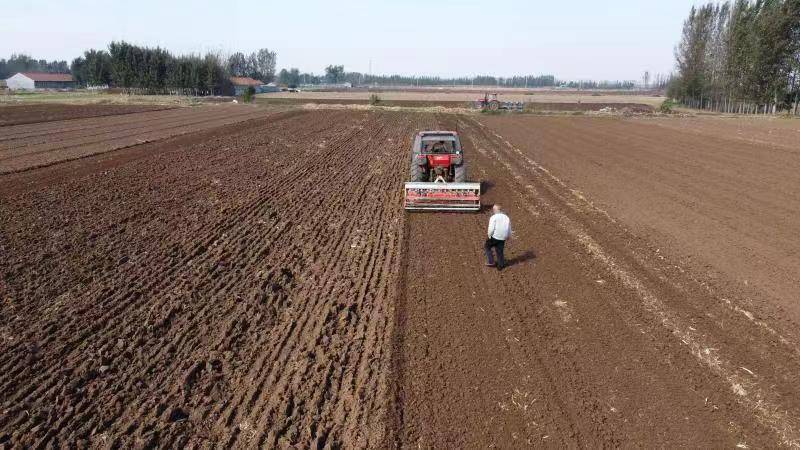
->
<box><xmin>475</xmin><ymin>92</ymin><xmax>501</xmax><ymax>111</ymax></box>
<box><xmin>475</xmin><ymin>93</ymin><xmax>524</xmax><ymax>111</ymax></box>
<box><xmin>404</xmin><ymin>131</ymin><xmax>481</xmax><ymax>211</ymax></box>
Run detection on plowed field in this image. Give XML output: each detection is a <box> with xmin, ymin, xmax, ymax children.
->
<box><xmin>1</xmin><ymin>109</ymin><xmax>430</xmax><ymax>447</ymax></box>
<box><xmin>395</xmin><ymin>115</ymin><xmax>800</xmax><ymax>448</ymax></box>
<box><xmin>0</xmin><ymin>104</ymin><xmax>278</xmax><ymax>173</ymax></box>
<box><xmin>1</xmin><ymin>107</ymin><xmax>799</xmax><ymax>448</ymax></box>
<box><xmin>0</xmin><ymin>104</ymin><xmax>173</xmax><ymax>127</ymax></box>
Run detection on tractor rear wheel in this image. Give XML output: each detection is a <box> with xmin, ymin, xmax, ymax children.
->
<box><xmin>410</xmin><ymin>159</ymin><xmax>425</xmax><ymax>182</ymax></box>
<box><xmin>454</xmin><ymin>163</ymin><xmax>467</xmax><ymax>182</ymax></box>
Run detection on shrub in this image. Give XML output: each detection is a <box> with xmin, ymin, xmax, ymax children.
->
<box><xmin>369</xmin><ymin>93</ymin><xmax>381</xmax><ymax>105</ymax></box>
<box><xmin>242</xmin><ymin>86</ymin><xmax>256</xmax><ymax>103</ymax></box>
<box><xmin>659</xmin><ymin>99</ymin><xmax>676</xmax><ymax>113</ymax></box>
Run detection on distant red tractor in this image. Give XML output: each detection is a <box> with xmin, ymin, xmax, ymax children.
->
<box><xmin>475</xmin><ymin>92</ymin><xmax>524</xmax><ymax>111</ymax></box>
<box><xmin>404</xmin><ymin>131</ymin><xmax>481</xmax><ymax>211</ymax></box>
<box><xmin>476</xmin><ymin>92</ymin><xmax>502</xmax><ymax>111</ymax></box>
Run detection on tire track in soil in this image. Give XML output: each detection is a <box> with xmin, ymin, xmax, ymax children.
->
<box><xmin>0</xmin><ymin>110</ymin><xmax>423</xmax><ymax>448</ymax></box>
<box><xmin>392</xmin><ymin>114</ymin><xmax>800</xmax><ymax>447</ymax></box>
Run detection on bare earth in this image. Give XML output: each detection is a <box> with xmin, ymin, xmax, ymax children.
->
<box><xmin>1</xmin><ymin>105</ymin><xmax>799</xmax><ymax>447</ymax></box>
<box><xmin>258</xmin><ymin>90</ymin><xmax>665</xmax><ymax>107</ymax></box>
<box><xmin>480</xmin><ymin>114</ymin><xmax>800</xmax><ymax>323</ymax></box>
<box><xmin>0</xmin><ymin>104</ymin><xmax>278</xmax><ymax>173</ymax></box>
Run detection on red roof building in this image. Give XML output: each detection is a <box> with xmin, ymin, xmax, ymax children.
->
<box><xmin>6</xmin><ymin>72</ymin><xmax>76</xmax><ymax>90</ymax></box>
<box><xmin>20</xmin><ymin>72</ymin><xmax>74</xmax><ymax>82</ymax></box>
<box><xmin>230</xmin><ymin>76</ymin><xmax>263</xmax><ymax>86</ymax></box>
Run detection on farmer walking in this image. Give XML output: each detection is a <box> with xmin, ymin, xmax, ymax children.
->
<box><xmin>485</xmin><ymin>204</ymin><xmax>511</xmax><ymax>270</ymax></box>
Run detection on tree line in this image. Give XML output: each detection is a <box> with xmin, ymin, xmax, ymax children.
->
<box><xmin>5</xmin><ymin>45</ymin><xmax>650</xmax><ymax>95</ymax></box>
<box><xmin>346</xmin><ymin>73</ymin><xmax>561</xmax><ymax>88</ymax></box>
<box><xmin>669</xmin><ymin>0</ymin><xmax>800</xmax><ymax>114</ymax></box>
<box><xmin>225</xmin><ymin>49</ymin><xmax>276</xmax><ymax>81</ymax></box>
<box><xmin>68</xmin><ymin>42</ymin><xmax>277</xmax><ymax>95</ymax></box>
<box><xmin>0</xmin><ymin>54</ymin><xmax>69</xmax><ymax>79</ymax></box>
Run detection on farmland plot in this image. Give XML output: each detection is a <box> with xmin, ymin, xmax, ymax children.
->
<box><xmin>0</xmin><ymin>109</ymin><xmax>428</xmax><ymax>447</ymax></box>
<box><xmin>2</xmin><ymin>106</ymin><xmax>799</xmax><ymax>448</ymax></box>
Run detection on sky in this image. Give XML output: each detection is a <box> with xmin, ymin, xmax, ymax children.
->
<box><xmin>1</xmin><ymin>0</ymin><xmax>707</xmax><ymax>81</ymax></box>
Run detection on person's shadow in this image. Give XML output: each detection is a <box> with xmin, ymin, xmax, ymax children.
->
<box><xmin>505</xmin><ymin>250</ymin><xmax>536</xmax><ymax>268</ymax></box>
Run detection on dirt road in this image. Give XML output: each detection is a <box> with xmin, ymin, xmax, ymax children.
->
<box><xmin>1</xmin><ymin>107</ymin><xmax>799</xmax><ymax>447</ymax></box>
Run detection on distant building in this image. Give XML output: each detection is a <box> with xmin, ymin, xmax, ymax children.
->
<box><xmin>260</xmin><ymin>82</ymin><xmax>280</xmax><ymax>93</ymax></box>
<box><xmin>230</xmin><ymin>76</ymin><xmax>264</xmax><ymax>96</ymax></box>
<box><xmin>6</xmin><ymin>72</ymin><xmax>76</xmax><ymax>90</ymax></box>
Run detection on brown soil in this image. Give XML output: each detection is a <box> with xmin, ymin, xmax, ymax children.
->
<box><xmin>393</xmin><ymin>114</ymin><xmax>800</xmax><ymax>447</ymax></box>
<box><xmin>645</xmin><ymin>115</ymin><xmax>800</xmax><ymax>150</ymax></box>
<box><xmin>1</xmin><ymin>108</ymin><xmax>798</xmax><ymax>447</ymax></box>
<box><xmin>524</xmin><ymin>102</ymin><xmax>653</xmax><ymax>112</ymax></box>
<box><xmin>258</xmin><ymin>98</ymin><xmax>473</xmax><ymax>108</ymax></box>
<box><xmin>257</xmin><ymin>97</ymin><xmax>654</xmax><ymax>112</ymax></box>
<box><xmin>0</xmin><ymin>104</ymin><xmax>173</xmax><ymax>127</ymax></box>
<box><xmin>480</xmin><ymin>114</ymin><xmax>800</xmax><ymax>324</ymax></box>
<box><xmin>0</xmin><ymin>109</ymin><xmax>425</xmax><ymax>447</ymax></box>
<box><xmin>0</xmin><ymin>104</ymin><xmax>279</xmax><ymax>173</ymax></box>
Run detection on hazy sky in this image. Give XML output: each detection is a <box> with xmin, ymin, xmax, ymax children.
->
<box><xmin>1</xmin><ymin>0</ymin><xmax>705</xmax><ymax>80</ymax></box>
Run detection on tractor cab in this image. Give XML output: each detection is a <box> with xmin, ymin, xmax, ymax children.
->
<box><xmin>420</xmin><ymin>134</ymin><xmax>459</xmax><ymax>154</ymax></box>
<box><xmin>417</xmin><ymin>133</ymin><xmax>463</xmax><ymax>172</ymax></box>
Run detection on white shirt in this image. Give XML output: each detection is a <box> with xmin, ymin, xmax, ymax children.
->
<box><xmin>487</xmin><ymin>212</ymin><xmax>511</xmax><ymax>241</ymax></box>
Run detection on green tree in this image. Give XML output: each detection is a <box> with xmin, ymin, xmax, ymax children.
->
<box><xmin>228</xmin><ymin>52</ymin><xmax>248</xmax><ymax>77</ymax></box>
<box><xmin>0</xmin><ymin>53</ymin><xmax>69</xmax><ymax>79</ymax></box>
<box><xmin>70</xmin><ymin>57</ymin><xmax>86</xmax><ymax>85</ymax></box>
<box><xmin>325</xmin><ymin>64</ymin><xmax>345</xmax><ymax>83</ymax></box>
<box><xmin>670</xmin><ymin>0</ymin><xmax>800</xmax><ymax>113</ymax></box>
<box><xmin>253</xmin><ymin>48</ymin><xmax>276</xmax><ymax>82</ymax></box>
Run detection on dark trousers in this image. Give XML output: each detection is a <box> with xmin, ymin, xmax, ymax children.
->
<box><xmin>484</xmin><ymin>238</ymin><xmax>506</xmax><ymax>267</ymax></box>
